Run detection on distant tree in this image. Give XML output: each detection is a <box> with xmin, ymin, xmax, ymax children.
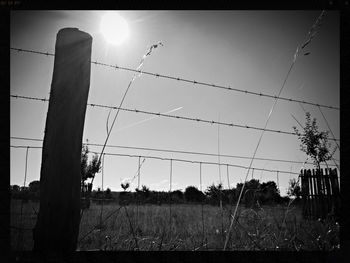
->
<box><xmin>205</xmin><ymin>183</ymin><xmax>223</xmax><ymax>204</ymax></box>
<box><xmin>293</xmin><ymin>112</ymin><xmax>336</xmax><ymax>170</ymax></box>
<box><xmin>141</xmin><ymin>185</ymin><xmax>150</xmax><ymax>197</ymax></box>
<box><xmin>222</xmin><ymin>188</ymin><xmax>236</xmax><ymax>204</ymax></box>
<box><xmin>18</xmin><ymin>186</ymin><xmax>29</xmax><ymax>201</ymax></box>
<box><xmin>121</xmin><ymin>182</ymin><xmax>130</xmax><ymax>191</ymax></box>
<box><xmin>81</xmin><ymin>142</ymin><xmax>101</xmax><ymax>197</ymax></box>
<box><xmin>141</xmin><ymin>185</ymin><xmax>149</xmax><ymax>191</ymax></box>
<box><xmin>29</xmin><ymin>180</ymin><xmax>40</xmax><ymax>200</ymax></box>
<box><xmin>29</xmin><ymin>180</ymin><xmax>40</xmax><ymax>192</ymax></box>
<box><xmin>184</xmin><ymin>186</ymin><xmax>204</xmax><ymax>202</ymax></box>
<box><xmin>258</xmin><ymin>181</ymin><xmax>280</xmax><ymax>204</ymax></box>
<box><xmin>171</xmin><ymin>190</ymin><xmax>184</xmax><ymax>202</ymax></box>
<box><xmin>287</xmin><ymin>178</ymin><xmax>302</xmax><ymax>200</ymax></box>
<box><xmin>234</xmin><ymin>179</ymin><xmax>262</xmax><ymax>206</ymax></box>
<box><xmin>10</xmin><ymin>185</ymin><xmax>21</xmax><ymax>199</ymax></box>
<box><xmin>246</xmin><ymin>179</ymin><xmax>260</xmax><ymax>190</ymax></box>
<box><xmin>104</xmin><ymin>188</ymin><xmax>113</xmax><ymax>199</ymax></box>
<box><xmin>11</xmin><ymin>185</ymin><xmax>20</xmax><ymax>192</ymax></box>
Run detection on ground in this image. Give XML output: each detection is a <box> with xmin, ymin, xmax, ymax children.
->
<box><xmin>10</xmin><ymin>199</ymin><xmax>340</xmax><ymax>251</ymax></box>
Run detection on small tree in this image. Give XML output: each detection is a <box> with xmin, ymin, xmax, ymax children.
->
<box><xmin>287</xmin><ymin>178</ymin><xmax>301</xmax><ymax>200</ymax></box>
<box><xmin>95</xmin><ymin>187</ymin><xmax>102</xmax><ymax>199</ymax></box>
<box><xmin>184</xmin><ymin>186</ymin><xmax>204</xmax><ymax>202</ymax></box>
<box><xmin>81</xmin><ymin>142</ymin><xmax>101</xmax><ymax>196</ymax></box>
<box><xmin>205</xmin><ymin>183</ymin><xmax>223</xmax><ymax>204</ymax></box>
<box><xmin>171</xmin><ymin>190</ymin><xmax>184</xmax><ymax>203</ymax></box>
<box><xmin>11</xmin><ymin>185</ymin><xmax>20</xmax><ymax>192</ymax></box>
<box><xmin>121</xmin><ymin>182</ymin><xmax>130</xmax><ymax>191</ymax></box>
<box><xmin>29</xmin><ymin>180</ymin><xmax>40</xmax><ymax>200</ymax></box>
<box><xmin>104</xmin><ymin>188</ymin><xmax>113</xmax><ymax>199</ymax></box>
<box><xmin>258</xmin><ymin>181</ymin><xmax>280</xmax><ymax>204</ymax></box>
<box><xmin>293</xmin><ymin>112</ymin><xmax>336</xmax><ymax>170</ymax></box>
<box><xmin>141</xmin><ymin>185</ymin><xmax>150</xmax><ymax>198</ymax></box>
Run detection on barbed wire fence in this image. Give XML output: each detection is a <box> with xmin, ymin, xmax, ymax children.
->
<box><xmin>10</xmin><ymin>47</ymin><xmax>339</xmax><ymax>111</ymax></box>
<box><xmin>10</xmin><ymin>11</ymin><xmax>341</xmax><ymax>249</ymax></box>
<box><xmin>10</xmin><ymin>94</ymin><xmax>341</xmax><ymax>143</ymax></box>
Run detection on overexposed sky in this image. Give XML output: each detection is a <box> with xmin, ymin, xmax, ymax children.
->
<box><xmin>10</xmin><ymin>11</ymin><xmax>340</xmax><ymax>195</ymax></box>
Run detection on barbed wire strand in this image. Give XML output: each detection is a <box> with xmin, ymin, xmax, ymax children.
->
<box><xmin>10</xmin><ymin>94</ymin><xmax>340</xmax><ymax>142</ymax></box>
<box><xmin>10</xmin><ymin>47</ymin><xmax>339</xmax><ymax>111</ymax></box>
<box><xmin>10</xmin><ymin>136</ymin><xmax>339</xmax><ymax>165</ymax></box>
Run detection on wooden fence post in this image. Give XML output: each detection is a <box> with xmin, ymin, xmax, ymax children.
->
<box><xmin>307</xmin><ymin>169</ymin><xmax>313</xmax><ymax>219</ymax></box>
<box><xmin>33</xmin><ymin>28</ymin><xmax>92</xmax><ymax>252</ymax></box>
<box><xmin>300</xmin><ymin>170</ymin><xmax>306</xmax><ymax>217</ymax></box>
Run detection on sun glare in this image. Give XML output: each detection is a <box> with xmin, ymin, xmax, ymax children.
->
<box><xmin>100</xmin><ymin>12</ymin><xmax>129</xmax><ymax>45</ymax></box>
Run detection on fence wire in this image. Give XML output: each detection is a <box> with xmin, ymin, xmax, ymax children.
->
<box><xmin>10</xmin><ymin>136</ymin><xmax>340</xmax><ymax>166</ymax></box>
<box><xmin>10</xmin><ymin>94</ymin><xmax>341</xmax><ymax>142</ymax></box>
<box><xmin>10</xmin><ymin>47</ymin><xmax>339</xmax><ymax>111</ymax></box>
<box><xmin>10</xmin><ymin>145</ymin><xmax>302</xmax><ymax>175</ymax></box>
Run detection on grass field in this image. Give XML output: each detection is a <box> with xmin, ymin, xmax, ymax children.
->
<box><xmin>10</xmin><ymin>199</ymin><xmax>340</xmax><ymax>251</ymax></box>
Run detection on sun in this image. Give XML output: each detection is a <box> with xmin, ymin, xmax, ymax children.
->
<box><xmin>100</xmin><ymin>12</ymin><xmax>129</xmax><ymax>45</ymax></box>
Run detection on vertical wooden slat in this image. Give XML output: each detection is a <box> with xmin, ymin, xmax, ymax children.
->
<box><xmin>305</xmin><ymin>170</ymin><xmax>310</xmax><ymax>219</ymax></box>
<box><xmin>307</xmin><ymin>169</ymin><xmax>313</xmax><ymax>219</ymax></box>
<box><xmin>300</xmin><ymin>172</ymin><xmax>306</xmax><ymax>218</ymax></box>
<box><xmin>316</xmin><ymin>169</ymin><xmax>324</xmax><ymax>218</ymax></box>
<box><xmin>314</xmin><ymin>169</ymin><xmax>319</xmax><ymax>219</ymax></box>
<box><xmin>304</xmin><ymin>170</ymin><xmax>308</xmax><ymax>219</ymax></box>
<box><xmin>307</xmin><ymin>170</ymin><xmax>315</xmax><ymax>218</ymax></box>
<box><xmin>330</xmin><ymin>169</ymin><xmax>335</xmax><ymax>215</ymax></box>
<box><xmin>312</xmin><ymin>169</ymin><xmax>318</xmax><ymax>219</ymax></box>
<box><xmin>304</xmin><ymin>170</ymin><xmax>310</xmax><ymax>219</ymax></box>
<box><xmin>324</xmin><ymin>168</ymin><xmax>331</xmax><ymax>217</ymax></box>
<box><xmin>331</xmin><ymin>169</ymin><xmax>340</xmax><ymax>219</ymax></box>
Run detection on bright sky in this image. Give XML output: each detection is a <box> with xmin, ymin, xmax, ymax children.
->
<box><xmin>10</xmin><ymin>11</ymin><xmax>340</xmax><ymax>195</ymax></box>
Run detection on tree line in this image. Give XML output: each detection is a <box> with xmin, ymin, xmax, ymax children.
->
<box><xmin>11</xmin><ymin>177</ymin><xmax>302</xmax><ymax>206</ymax></box>
<box><xmin>10</xmin><ymin>180</ymin><xmax>114</xmax><ymax>201</ymax></box>
<box><xmin>118</xmin><ymin>179</ymin><xmax>296</xmax><ymax>207</ymax></box>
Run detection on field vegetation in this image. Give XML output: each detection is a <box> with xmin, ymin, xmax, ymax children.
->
<box><xmin>11</xmin><ymin>199</ymin><xmax>339</xmax><ymax>251</ymax></box>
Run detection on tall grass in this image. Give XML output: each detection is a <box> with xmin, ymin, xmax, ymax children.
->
<box><xmin>11</xmin><ymin>199</ymin><xmax>339</xmax><ymax>251</ymax></box>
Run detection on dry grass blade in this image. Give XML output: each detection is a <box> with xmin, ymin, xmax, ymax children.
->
<box><xmin>223</xmin><ymin>10</ymin><xmax>327</xmax><ymax>251</ymax></box>
<box><xmin>123</xmin><ymin>206</ymin><xmax>139</xmax><ymax>250</ymax></box>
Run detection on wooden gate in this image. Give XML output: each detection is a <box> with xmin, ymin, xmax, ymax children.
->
<box><xmin>300</xmin><ymin>168</ymin><xmax>340</xmax><ymax>220</ymax></box>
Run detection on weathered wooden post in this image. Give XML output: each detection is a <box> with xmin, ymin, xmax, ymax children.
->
<box><xmin>33</xmin><ymin>28</ymin><xmax>92</xmax><ymax>252</ymax></box>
